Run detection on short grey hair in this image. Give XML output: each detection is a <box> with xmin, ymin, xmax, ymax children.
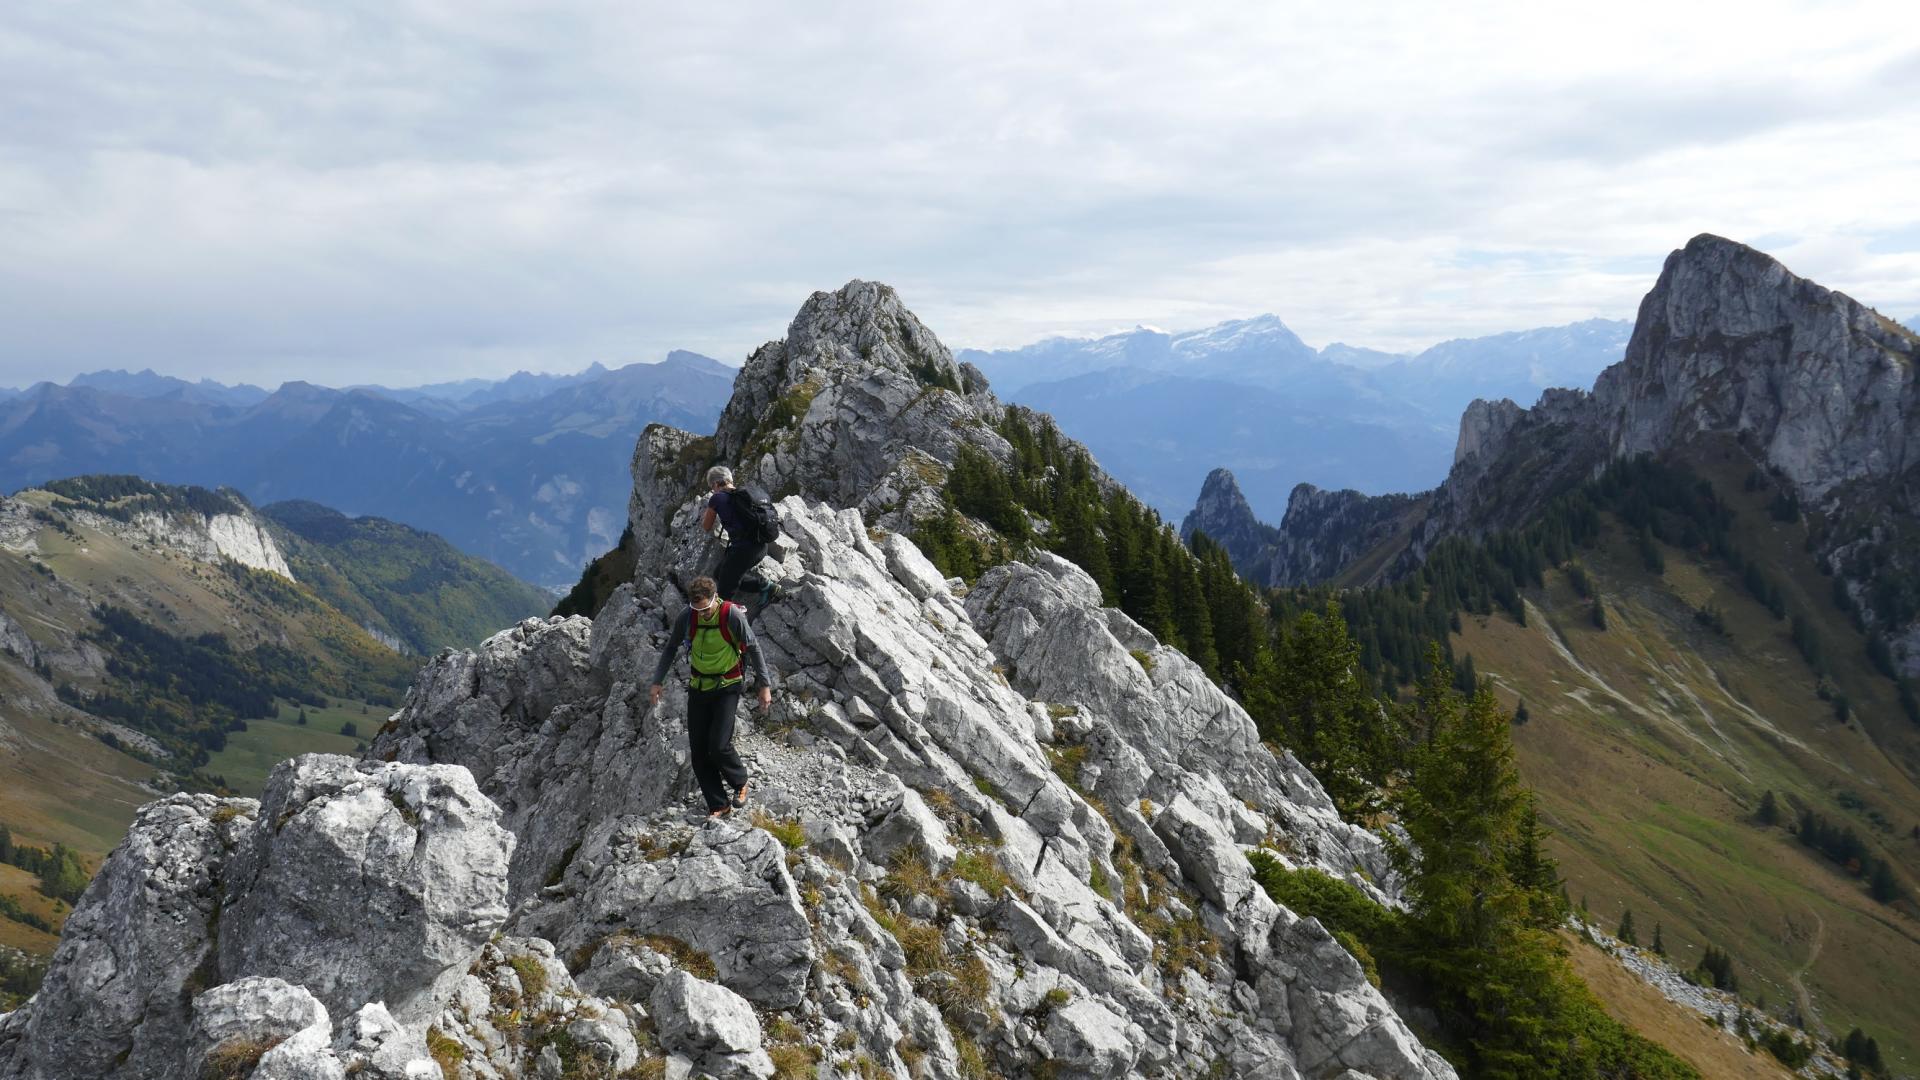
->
<box><xmin>706</xmin><ymin>465</ymin><xmax>734</xmax><ymax>488</ymax></box>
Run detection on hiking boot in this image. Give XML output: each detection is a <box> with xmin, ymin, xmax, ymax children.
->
<box><xmin>730</xmin><ymin>780</ymin><xmax>751</xmax><ymax>811</ymax></box>
<box><xmin>758</xmin><ymin>581</ymin><xmax>784</xmax><ymax>608</ymax></box>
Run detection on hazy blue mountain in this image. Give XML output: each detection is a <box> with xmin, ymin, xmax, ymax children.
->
<box><xmin>1375</xmin><ymin>318</ymin><xmax>1633</xmax><ymax>419</ymax></box>
<box><xmin>68</xmin><ymin>368</ymin><xmax>270</xmax><ymax>407</ymax></box>
<box><xmin>0</xmin><ymin>355</ymin><xmax>733</xmax><ymax>588</ymax></box>
<box><xmin>963</xmin><ymin>316</ymin><xmax>1631</xmax><ymax>521</ymax></box>
<box><xmin>260</xmin><ymin>499</ymin><xmax>553</xmax><ymax>652</ymax></box>
<box><xmin>961</xmin><ymin>315</ymin><xmax>1326</xmax><ymax>395</ymax></box>
<box><xmin>1018</xmin><ymin>369</ymin><xmax>1451</xmax><ymax>519</ymax></box>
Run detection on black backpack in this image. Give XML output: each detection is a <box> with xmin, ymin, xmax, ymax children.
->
<box><xmin>734</xmin><ymin>485</ymin><xmax>782</xmax><ymax>544</ymax></box>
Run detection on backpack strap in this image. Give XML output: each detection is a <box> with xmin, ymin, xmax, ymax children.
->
<box><xmin>718</xmin><ymin>601</ymin><xmax>743</xmax><ymax>680</ymax></box>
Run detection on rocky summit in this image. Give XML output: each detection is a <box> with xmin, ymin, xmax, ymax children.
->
<box><xmin>0</xmin><ymin>282</ymin><xmax>1455</xmax><ymax>1079</ymax></box>
<box><xmin>1181</xmin><ymin>469</ymin><xmax>1424</xmax><ymax>589</ymax></box>
<box><xmin>1262</xmin><ymin>235</ymin><xmax>1920</xmax><ymax>647</ymax></box>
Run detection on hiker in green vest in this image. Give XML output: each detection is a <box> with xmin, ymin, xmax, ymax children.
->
<box><xmin>648</xmin><ymin>575</ymin><xmax>774</xmax><ymax>816</ymax></box>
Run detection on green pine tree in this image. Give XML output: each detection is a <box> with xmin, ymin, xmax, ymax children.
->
<box><xmin>1618</xmin><ymin>908</ymin><xmax>1638</xmax><ymax>947</ymax></box>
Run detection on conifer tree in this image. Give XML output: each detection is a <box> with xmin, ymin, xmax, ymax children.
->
<box><xmin>1757</xmin><ymin>789</ymin><xmax>1780</xmax><ymax>826</ymax></box>
<box><xmin>1617</xmin><ymin>908</ymin><xmax>1638</xmax><ymax>947</ymax></box>
<box><xmin>1868</xmin><ymin>859</ymin><xmax>1899</xmax><ymax>903</ymax></box>
<box><xmin>1394</xmin><ymin>645</ymin><xmax>1528</xmax><ymax>947</ymax></box>
<box><xmin>1505</xmin><ymin>796</ymin><xmax>1564</xmax><ymax>929</ymax></box>
<box><xmin>1652</xmin><ymin>922</ymin><xmax>1665</xmax><ymax>956</ymax></box>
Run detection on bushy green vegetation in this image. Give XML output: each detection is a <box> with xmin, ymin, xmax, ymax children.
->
<box><xmin>43</xmin><ymin>474</ymin><xmax>247</xmax><ymax>520</ymax></box>
<box><xmin>0</xmin><ymin>948</ymin><xmax>48</xmax><ymax>1010</ymax></box>
<box><xmin>1248</xmin><ymin>659</ymin><xmax>1698</xmax><ymax>1079</ymax></box>
<box><xmin>1795</xmin><ymin>808</ymin><xmax>1901</xmax><ymax>903</ymax></box>
<box><xmin>917</xmin><ymin>412</ymin><xmax>1253</xmax><ymax>679</ymax></box>
<box><xmin>0</xmin><ymin>825</ymin><xmax>87</xmax><ymax>904</ymax></box>
<box><xmin>552</xmin><ymin>524</ymin><xmax>637</xmax><ymax>619</ymax></box>
<box><xmin>56</xmin><ymin>604</ymin><xmax>408</xmax><ymax>778</ymax></box>
<box><xmin>263</xmin><ymin>500</ymin><xmax>551</xmax><ymax>652</ymax></box>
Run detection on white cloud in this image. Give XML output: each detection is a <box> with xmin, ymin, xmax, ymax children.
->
<box><xmin>0</xmin><ymin>0</ymin><xmax>1916</xmax><ymax>385</ymax></box>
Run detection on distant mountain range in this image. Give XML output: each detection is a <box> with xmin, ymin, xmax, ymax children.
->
<box><xmin>960</xmin><ymin>317</ymin><xmax>1633</xmax><ymax>520</ymax></box>
<box><xmin>0</xmin><ymin>352</ymin><xmax>734</xmax><ymax>588</ymax></box>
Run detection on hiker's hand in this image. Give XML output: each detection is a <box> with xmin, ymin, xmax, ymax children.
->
<box><xmin>649</xmin><ymin>684</ymin><xmax>663</xmax><ymax>707</ymax></box>
<box><xmin>757</xmin><ymin>687</ymin><xmax>772</xmax><ymax>714</ymax></box>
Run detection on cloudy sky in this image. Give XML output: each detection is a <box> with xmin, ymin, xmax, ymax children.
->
<box><xmin>2</xmin><ymin>0</ymin><xmax>1918</xmax><ymax>388</ymax></box>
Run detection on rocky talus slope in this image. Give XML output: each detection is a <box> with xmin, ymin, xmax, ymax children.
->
<box><xmin>0</xmin><ymin>282</ymin><xmax>1454</xmax><ymax>1079</ymax></box>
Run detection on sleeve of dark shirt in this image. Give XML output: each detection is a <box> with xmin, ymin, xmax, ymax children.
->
<box><xmin>650</xmin><ymin>609</ymin><xmax>691</xmax><ymax>686</ymax></box>
<box><xmin>729</xmin><ymin>603</ymin><xmax>775</xmax><ymax>687</ymax></box>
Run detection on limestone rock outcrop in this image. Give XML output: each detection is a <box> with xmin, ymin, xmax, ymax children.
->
<box><xmin>1</xmin><ymin>280</ymin><xmax>1455</xmax><ymax>1080</ymax></box>
<box><xmin>1268</xmin><ymin>234</ymin><xmax>1920</xmax><ymax>666</ymax></box>
<box><xmin>0</xmin><ymin>757</ymin><xmax>509</xmax><ymax>1079</ymax></box>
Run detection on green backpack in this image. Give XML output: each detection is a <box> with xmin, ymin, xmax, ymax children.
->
<box><xmin>687</xmin><ymin>601</ymin><xmax>744</xmax><ymax>691</ymax></box>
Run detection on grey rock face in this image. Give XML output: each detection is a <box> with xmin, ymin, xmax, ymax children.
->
<box><xmin>528</xmin><ymin>821</ymin><xmax>814</xmax><ymax>1008</ymax></box>
<box><xmin>630</xmin><ymin>280</ymin><xmax>1121</xmax><ymax>560</ymax></box>
<box><xmin>1268</xmin><ymin>483</ymin><xmax>1426</xmax><ymax>587</ymax></box>
<box><xmin>5</xmin><ymin>279</ymin><xmax>1457</xmax><ymax>1080</ymax></box>
<box><xmin>0</xmin><ymin>793</ymin><xmax>250</xmax><ymax>1080</ymax></box>
<box><xmin>182</xmin><ymin>977</ymin><xmax>332</xmax><ymax>1080</ymax></box>
<box><xmin>219</xmin><ymin>755</ymin><xmax>513</xmax><ymax>1027</ymax></box>
<box><xmin>0</xmin><ymin>758</ymin><xmax>510</xmax><ymax>1080</ymax></box>
<box><xmin>649</xmin><ymin>970</ymin><xmax>774</xmax><ymax>1080</ymax></box>
<box><xmin>1179</xmin><ymin>470</ymin><xmax>1424</xmax><ymax>589</ymax></box>
<box><xmin>1180</xmin><ymin>467</ymin><xmax>1285</xmax><ymax>579</ymax></box>
<box><xmin>0</xmin><ymin>609</ymin><xmax>37</xmax><ymax>669</ymax></box>
<box><xmin>1274</xmin><ymin>234</ymin><xmax>1920</xmax><ymax>666</ymax></box>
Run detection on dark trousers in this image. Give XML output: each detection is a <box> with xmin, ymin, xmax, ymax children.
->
<box><xmin>686</xmin><ymin>685</ymin><xmax>748</xmax><ymax>811</ymax></box>
<box><xmin>715</xmin><ymin>540</ymin><xmax>768</xmax><ymax>601</ymax></box>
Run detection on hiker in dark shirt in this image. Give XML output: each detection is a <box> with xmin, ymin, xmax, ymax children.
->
<box><xmin>649</xmin><ymin>575</ymin><xmax>773</xmax><ymax>817</ymax></box>
<box><xmin>701</xmin><ymin>465</ymin><xmax>781</xmax><ymax>605</ymax></box>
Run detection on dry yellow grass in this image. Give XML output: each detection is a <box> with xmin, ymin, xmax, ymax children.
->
<box><xmin>1563</xmin><ymin>935</ymin><xmax>1795</xmax><ymax>1080</ymax></box>
<box><xmin>1449</xmin><ymin>446</ymin><xmax>1920</xmax><ymax>1073</ymax></box>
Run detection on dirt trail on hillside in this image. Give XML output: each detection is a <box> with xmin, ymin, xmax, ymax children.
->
<box><xmin>1787</xmin><ymin>910</ymin><xmax>1825</xmax><ymax>1028</ymax></box>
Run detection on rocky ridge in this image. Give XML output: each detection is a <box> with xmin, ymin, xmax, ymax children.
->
<box><xmin>0</xmin><ymin>282</ymin><xmax>1455</xmax><ymax>1079</ymax></box>
<box><xmin>1179</xmin><ymin>470</ymin><xmax>1424</xmax><ymax>589</ymax></box>
<box><xmin>1262</xmin><ymin>235</ymin><xmax>1920</xmax><ymax>664</ymax></box>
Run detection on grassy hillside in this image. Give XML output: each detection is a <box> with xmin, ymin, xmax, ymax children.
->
<box><xmin>261</xmin><ymin>499</ymin><xmax>551</xmax><ymax>653</ymax></box>
<box><xmin>0</xmin><ymin>486</ymin><xmax>474</xmax><ymax>972</ymax></box>
<box><xmin>1441</xmin><ymin>443</ymin><xmax>1920</xmax><ymax>1075</ymax></box>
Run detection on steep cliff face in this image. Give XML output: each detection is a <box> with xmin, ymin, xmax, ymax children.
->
<box><xmin>1274</xmin><ymin>235</ymin><xmax>1920</xmax><ymax>666</ymax></box>
<box><xmin>1180</xmin><ymin>470</ymin><xmax>1425</xmax><ymax>588</ymax></box>
<box><xmin>1270</xmin><ymin>485</ymin><xmax>1426</xmax><ymax>587</ymax></box>
<box><xmin>0</xmin><ymin>282</ymin><xmax>1454</xmax><ymax>1080</ymax></box>
<box><xmin>1179</xmin><ymin>469</ymin><xmax>1285</xmax><ymax>581</ymax></box>
<box><xmin>85</xmin><ymin>506</ymin><xmax>295</xmax><ymax>579</ymax></box>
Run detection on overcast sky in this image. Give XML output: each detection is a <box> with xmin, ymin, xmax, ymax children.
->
<box><xmin>2</xmin><ymin>1</ymin><xmax>1917</xmax><ymax>388</ymax></box>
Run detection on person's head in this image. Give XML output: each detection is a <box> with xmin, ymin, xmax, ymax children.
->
<box><xmin>707</xmin><ymin>465</ymin><xmax>734</xmax><ymax>491</ymax></box>
<box><xmin>688</xmin><ymin>576</ymin><xmax>718</xmax><ymax>610</ymax></box>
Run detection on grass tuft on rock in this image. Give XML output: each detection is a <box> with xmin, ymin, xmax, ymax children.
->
<box><xmin>200</xmin><ymin>1036</ymin><xmax>285</xmax><ymax>1080</ymax></box>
